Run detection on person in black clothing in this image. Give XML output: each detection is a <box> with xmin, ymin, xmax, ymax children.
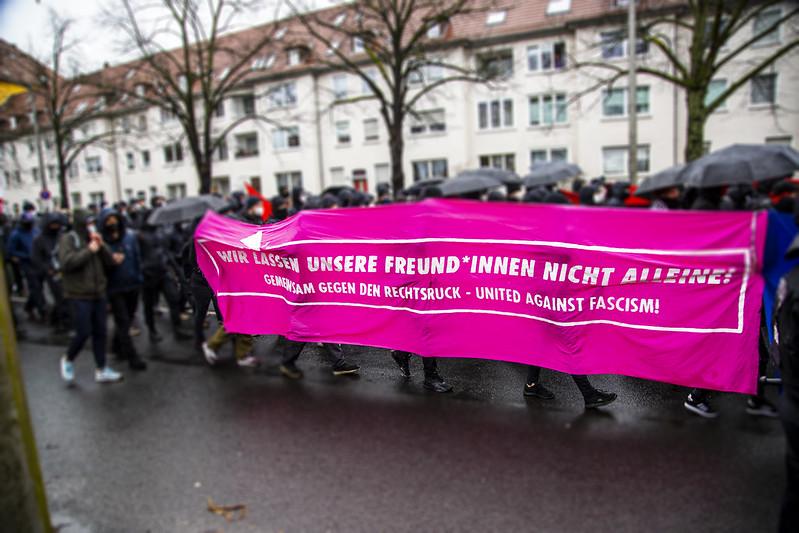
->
<box><xmin>523</xmin><ymin>366</ymin><xmax>616</xmax><ymax>409</ymax></box>
<box><xmin>138</xmin><ymin>213</ymin><xmax>191</xmax><ymax>343</ymax></box>
<box><xmin>31</xmin><ymin>212</ymin><xmax>69</xmax><ymax>331</ymax></box>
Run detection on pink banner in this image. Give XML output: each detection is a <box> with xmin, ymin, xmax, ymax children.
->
<box><xmin>195</xmin><ymin>199</ymin><xmax>766</xmax><ymax>394</ymax></box>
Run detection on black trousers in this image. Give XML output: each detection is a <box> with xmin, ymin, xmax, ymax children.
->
<box><xmin>109</xmin><ymin>289</ymin><xmax>140</xmax><ymax>359</ymax></box>
<box><xmin>66</xmin><ymin>298</ymin><xmax>107</xmax><ymax>368</ymax></box>
<box><xmin>43</xmin><ymin>274</ymin><xmax>69</xmax><ymax>328</ymax></box>
<box><xmin>526</xmin><ymin>366</ymin><xmax>596</xmax><ymax>399</ymax></box>
<box><xmin>22</xmin><ymin>264</ymin><xmax>44</xmax><ymax>315</ymax></box>
<box><xmin>780</xmin><ymin>389</ymin><xmax>799</xmax><ymax>532</ymax></box>
<box><xmin>276</xmin><ymin>337</ymin><xmax>345</xmax><ymax>366</ymax></box>
<box><xmin>142</xmin><ymin>275</ymin><xmax>182</xmax><ymax>333</ymax></box>
<box><xmin>190</xmin><ymin>273</ymin><xmax>219</xmax><ymax>343</ymax></box>
<box><xmin>391</xmin><ymin>351</ymin><xmax>440</xmax><ymax>378</ymax></box>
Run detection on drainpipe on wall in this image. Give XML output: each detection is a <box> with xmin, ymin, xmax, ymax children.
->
<box><xmin>312</xmin><ymin>71</ymin><xmax>325</xmax><ymax>190</ymax></box>
<box><xmin>672</xmin><ymin>14</ymin><xmax>680</xmax><ymax>165</ymax></box>
<box><xmin>109</xmin><ymin>120</ymin><xmax>123</xmax><ymax>203</ymax></box>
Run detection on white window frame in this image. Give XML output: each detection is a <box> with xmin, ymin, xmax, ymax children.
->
<box><xmin>267</xmin><ymin>82</ymin><xmax>297</xmax><ymax>109</ymax></box>
<box><xmin>527</xmin><ymin>42</ymin><xmax>567</xmax><ymax>72</ymax></box>
<box><xmin>528</xmin><ymin>93</ymin><xmax>568</xmax><ymax>126</ymax></box>
<box><xmin>363</xmin><ymin>118</ymin><xmax>379</xmax><ymax>142</ymax></box>
<box><xmin>478</xmin><ymin>98</ymin><xmax>514</xmax><ymax>130</ymax></box>
<box><xmin>409</xmin><ymin>109</ymin><xmax>446</xmax><ymax>135</ymax></box>
<box><xmin>601</xmin><ymin>86</ymin><xmax>650</xmax><ymax>117</ymax></box>
<box><xmin>272</xmin><ymin>126</ymin><xmax>301</xmax><ymax>150</ymax></box>
<box><xmin>336</xmin><ymin>121</ymin><xmax>351</xmax><ymax>145</ymax></box>
<box><xmin>486</xmin><ymin>10</ymin><xmax>506</xmax><ymax>26</ymax></box>
<box><xmin>530</xmin><ymin>148</ymin><xmax>569</xmax><ymax>165</ymax></box>
<box><xmin>333</xmin><ymin>74</ymin><xmax>348</xmax><ymax>100</ymax></box>
<box><xmin>602</xmin><ymin>145</ymin><xmax>650</xmax><ymax>176</ymax></box>
<box><xmin>547</xmin><ymin>0</ymin><xmax>571</xmax><ymax>15</ymax></box>
<box><xmin>750</xmin><ymin>73</ymin><xmax>777</xmax><ymax>106</ymax></box>
<box><xmin>753</xmin><ymin>7</ymin><xmax>781</xmax><ymax>46</ymax></box>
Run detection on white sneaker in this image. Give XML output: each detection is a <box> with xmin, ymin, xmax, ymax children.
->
<box><xmin>95</xmin><ymin>367</ymin><xmax>123</xmax><ymax>383</ymax></box>
<box><xmin>202</xmin><ymin>342</ymin><xmax>219</xmax><ymax>366</ymax></box>
<box><xmin>237</xmin><ymin>354</ymin><xmax>260</xmax><ymax>368</ymax></box>
<box><xmin>60</xmin><ymin>356</ymin><xmax>74</xmax><ymax>383</ymax></box>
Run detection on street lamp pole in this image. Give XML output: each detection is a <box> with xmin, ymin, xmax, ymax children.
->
<box><xmin>627</xmin><ymin>0</ymin><xmax>638</xmax><ymax>185</ymax></box>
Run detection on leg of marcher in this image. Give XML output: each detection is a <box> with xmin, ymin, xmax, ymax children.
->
<box><xmin>422</xmin><ymin>356</ymin><xmax>453</xmax><ymax>393</ymax></box>
<box><xmin>685</xmin><ymin>388</ymin><xmax>717</xmax><ymax>418</ymax></box>
<box><xmin>573</xmin><ymin>375</ymin><xmax>617</xmax><ymax>409</ymax></box>
<box><xmin>163</xmin><ymin>276</ymin><xmax>190</xmax><ymax>339</ymax></box>
<box><xmin>191</xmin><ymin>274</ymin><xmax>213</xmax><ymax>346</ymax></box>
<box><xmin>233</xmin><ymin>335</ymin><xmax>259</xmax><ymax>368</ymax></box>
<box><xmin>125</xmin><ymin>289</ymin><xmax>145</xmax><ymax>370</ymax></box>
<box><xmin>390</xmin><ymin>350</ymin><xmax>411</xmax><ymax>378</ymax></box>
<box><xmin>322</xmin><ymin>343</ymin><xmax>359</xmax><ymax>376</ymax></box>
<box><xmin>779</xmin><ymin>389</ymin><xmax>799</xmax><ymax>532</ymax></box>
<box><xmin>523</xmin><ymin>365</ymin><xmax>554</xmax><ymax>399</ymax></box>
<box><xmin>142</xmin><ymin>283</ymin><xmax>160</xmax><ymax>341</ymax></box>
<box><xmin>277</xmin><ymin>337</ymin><xmax>306</xmax><ymax>379</ymax></box>
<box><xmin>91</xmin><ymin>298</ymin><xmax>122</xmax><ymax>383</ymax></box>
<box><xmin>61</xmin><ymin>299</ymin><xmax>90</xmax><ymax>383</ymax></box>
<box><xmin>748</xmin><ymin>320</ymin><xmax>778</xmax><ymax>417</ymax></box>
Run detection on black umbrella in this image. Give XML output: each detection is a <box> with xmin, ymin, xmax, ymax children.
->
<box><xmin>636</xmin><ymin>164</ymin><xmax>687</xmax><ymax>195</ymax></box>
<box><xmin>322</xmin><ymin>185</ymin><xmax>356</xmax><ymax>196</ymax></box>
<box><xmin>523</xmin><ymin>161</ymin><xmax>582</xmax><ymax>188</ymax></box>
<box><xmin>146</xmin><ymin>195</ymin><xmax>226</xmax><ymax>226</ymax></box>
<box><xmin>404</xmin><ymin>178</ymin><xmax>445</xmax><ymax>196</ymax></box>
<box><xmin>456</xmin><ymin>168</ymin><xmax>521</xmax><ymax>186</ymax></box>
<box><xmin>683</xmin><ymin>143</ymin><xmax>799</xmax><ymax>188</ymax></box>
<box><xmin>439</xmin><ymin>174</ymin><xmax>503</xmax><ymax>197</ymax></box>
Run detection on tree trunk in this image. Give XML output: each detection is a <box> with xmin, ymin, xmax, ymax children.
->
<box><xmin>0</xmin><ymin>258</ymin><xmax>52</xmax><ymax>533</ymax></box>
<box><xmin>198</xmin><ymin>159</ymin><xmax>212</xmax><ymax>195</ymax></box>
<box><xmin>57</xmin><ymin>154</ymin><xmax>69</xmax><ymax>210</ymax></box>
<box><xmin>388</xmin><ymin>119</ymin><xmax>405</xmax><ymax>198</ymax></box>
<box><xmin>684</xmin><ymin>88</ymin><xmax>709</xmax><ymax>163</ymax></box>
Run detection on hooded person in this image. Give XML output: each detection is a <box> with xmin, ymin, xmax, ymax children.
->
<box><xmin>98</xmin><ymin>208</ymin><xmax>146</xmax><ymax>370</ymax></box>
<box><xmin>6</xmin><ymin>211</ymin><xmax>41</xmax><ymax>320</ymax></box>
<box><xmin>240</xmin><ymin>196</ymin><xmax>264</xmax><ymax>224</ymax></box>
<box><xmin>58</xmin><ymin>209</ymin><xmax>123</xmax><ymax>384</ymax></box>
<box><xmin>138</xmin><ymin>211</ymin><xmax>192</xmax><ymax>343</ymax></box>
<box><xmin>31</xmin><ymin>212</ymin><xmax>69</xmax><ymax>330</ymax></box>
<box><xmin>268</xmin><ymin>195</ymin><xmax>291</xmax><ymax>222</ymax></box>
<box><xmin>773</xmin><ymin>181</ymin><xmax>798</xmax><ymax>214</ymax></box>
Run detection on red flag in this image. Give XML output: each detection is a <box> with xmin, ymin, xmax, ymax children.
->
<box><xmin>244</xmin><ymin>182</ymin><xmax>272</xmax><ymax>222</ymax></box>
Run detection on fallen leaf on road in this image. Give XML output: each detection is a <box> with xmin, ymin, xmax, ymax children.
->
<box><xmin>207</xmin><ymin>497</ymin><xmax>247</xmax><ymax>522</ymax></box>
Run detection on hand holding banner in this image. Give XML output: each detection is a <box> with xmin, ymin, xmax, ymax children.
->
<box><xmin>195</xmin><ymin>199</ymin><xmax>766</xmax><ymax>394</ymax></box>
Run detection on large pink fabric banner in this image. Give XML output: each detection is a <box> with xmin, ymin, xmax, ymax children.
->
<box><xmin>195</xmin><ymin>199</ymin><xmax>767</xmax><ymax>394</ymax></box>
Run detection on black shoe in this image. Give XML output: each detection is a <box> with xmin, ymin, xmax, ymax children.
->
<box><xmin>149</xmin><ymin>330</ymin><xmax>164</xmax><ymax>343</ymax></box>
<box><xmin>523</xmin><ymin>383</ymin><xmax>555</xmax><ymax>400</ymax></box>
<box><xmin>584</xmin><ymin>389</ymin><xmax>617</xmax><ymax>409</ymax></box>
<box><xmin>332</xmin><ymin>360</ymin><xmax>360</xmax><ymax>376</ymax></box>
<box><xmin>746</xmin><ymin>397</ymin><xmax>778</xmax><ymax>418</ymax></box>
<box><xmin>684</xmin><ymin>394</ymin><xmax>718</xmax><ymax>418</ymax></box>
<box><xmin>280</xmin><ymin>362</ymin><xmax>304</xmax><ymax>380</ymax></box>
<box><xmin>129</xmin><ymin>357</ymin><xmax>147</xmax><ymax>371</ymax></box>
<box><xmin>423</xmin><ymin>374</ymin><xmax>453</xmax><ymax>393</ymax></box>
<box><xmin>173</xmin><ymin>328</ymin><xmax>193</xmax><ymax>341</ymax></box>
<box><xmin>391</xmin><ymin>353</ymin><xmax>411</xmax><ymax>378</ymax></box>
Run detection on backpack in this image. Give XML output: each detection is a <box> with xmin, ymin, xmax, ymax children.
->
<box><xmin>51</xmin><ymin>231</ymin><xmax>80</xmax><ymax>273</ymax></box>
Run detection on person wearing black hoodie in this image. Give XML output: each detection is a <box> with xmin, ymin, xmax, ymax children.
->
<box><xmin>31</xmin><ymin>212</ymin><xmax>69</xmax><ymax>331</ymax></box>
<box><xmin>138</xmin><ymin>212</ymin><xmax>191</xmax><ymax>343</ymax></box>
<box><xmin>99</xmin><ymin>209</ymin><xmax>146</xmax><ymax>370</ymax></box>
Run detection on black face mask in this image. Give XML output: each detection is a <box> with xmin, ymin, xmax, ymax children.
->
<box><xmin>105</xmin><ymin>224</ymin><xmax>120</xmax><ymax>235</ymax></box>
<box><xmin>21</xmin><ymin>221</ymin><xmax>33</xmax><ymax>230</ymax></box>
<box><xmin>46</xmin><ymin>224</ymin><xmax>61</xmax><ymax>234</ymax></box>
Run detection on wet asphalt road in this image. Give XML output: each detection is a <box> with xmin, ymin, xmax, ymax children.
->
<box><xmin>15</xmin><ymin>317</ymin><xmax>787</xmax><ymax>533</ymax></box>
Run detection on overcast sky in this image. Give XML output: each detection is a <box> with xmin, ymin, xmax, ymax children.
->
<box><xmin>0</xmin><ymin>0</ymin><xmax>338</xmax><ymax>72</ymax></box>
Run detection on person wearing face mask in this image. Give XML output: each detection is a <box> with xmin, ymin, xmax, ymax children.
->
<box><xmin>31</xmin><ymin>212</ymin><xmax>70</xmax><ymax>332</ymax></box>
<box><xmin>58</xmin><ymin>210</ymin><xmax>123</xmax><ymax>384</ymax></box>
<box><xmin>98</xmin><ymin>209</ymin><xmax>146</xmax><ymax>371</ymax></box>
<box><xmin>6</xmin><ymin>211</ymin><xmax>41</xmax><ymax>320</ymax></box>
<box><xmin>650</xmin><ymin>186</ymin><xmax>682</xmax><ymax>211</ymax></box>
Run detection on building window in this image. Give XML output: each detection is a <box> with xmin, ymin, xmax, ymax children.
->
<box><xmin>160</xmin><ymin>108</ymin><xmax>177</xmax><ymax>122</ymax></box>
<box><xmin>333</xmin><ymin>74</ymin><xmax>348</xmax><ymax>100</ymax></box>
<box><xmin>766</xmin><ymin>136</ymin><xmax>792</xmax><ymax>146</ymax></box>
<box><xmin>353</xmin><ymin>169</ymin><xmax>368</xmax><ymax>192</ymax></box>
<box><xmin>427</xmin><ymin>23</ymin><xmax>444</xmax><ymax>39</ymax></box>
<box><xmin>166</xmin><ymin>183</ymin><xmax>187</xmax><ymax>200</ymax></box>
<box><xmin>211</xmin><ymin>176</ymin><xmax>230</xmax><ymax>196</ymax></box>
<box><xmin>364</xmin><ymin>118</ymin><xmax>379</xmax><ymax>141</ymax></box>
<box><xmin>477</xmin><ymin>50</ymin><xmax>513</xmax><ymax>79</ymax></box>
<box><xmin>410</xmin><ymin>109</ymin><xmax>446</xmax><ymax>135</ymax></box>
<box><xmin>142</xmin><ymin>150</ymin><xmax>151</xmax><ymax>168</ymax></box>
<box><xmin>275</xmin><ymin>27</ymin><xmax>287</xmax><ymax>40</ymax></box>
<box><xmin>352</xmin><ymin>37</ymin><xmax>365</xmax><ymax>53</ymax></box>
<box><xmin>287</xmin><ymin>47</ymin><xmax>303</xmax><ymax>66</ymax></box>
<box><xmin>126</xmin><ymin>152</ymin><xmax>135</xmax><ymax>171</ymax></box>
<box><xmin>479</xmin><ymin>153</ymin><xmax>516</xmax><ymax>172</ymax></box>
<box><xmin>529</xmin><ymin>94</ymin><xmax>568</xmax><ymax>126</ymax></box>
<box><xmin>330</xmin><ymin>167</ymin><xmax>346</xmax><ymax>185</ymax></box>
<box><xmin>251</xmin><ymin>54</ymin><xmax>275</xmax><ymax>70</ymax></box>
<box><xmin>89</xmin><ymin>191</ymin><xmax>105</xmax><ymax>206</ymax></box>
<box><xmin>600</xmin><ymin>30</ymin><xmax>648</xmax><ymax>59</ymax></box>
<box><xmin>602</xmin><ymin>86</ymin><xmax>650</xmax><ymax>117</ymax></box>
<box><xmin>754</xmin><ymin>8</ymin><xmax>781</xmax><ymax>46</ymax></box>
<box><xmin>547</xmin><ymin>0</ymin><xmax>571</xmax><ymax>15</ymax></box>
<box><xmin>751</xmin><ymin>73</ymin><xmax>776</xmax><ymax>105</ymax></box>
<box><xmin>163</xmin><ymin>143</ymin><xmax>183</xmax><ymax>163</ymax></box>
<box><xmin>138</xmin><ymin>115</ymin><xmax>148</xmax><ymax>132</ymax></box>
<box><xmin>412</xmin><ymin>159</ymin><xmax>448</xmax><ymax>181</ymax></box>
<box><xmin>333</xmin><ymin>12</ymin><xmax>346</xmax><ymax>26</ymax></box>
<box><xmin>214</xmin><ymin>138</ymin><xmax>228</xmax><ymax>161</ymax></box>
<box><xmin>135</xmin><ymin>84</ymin><xmax>145</xmax><ymax>97</ymax></box>
<box><xmin>234</xmin><ymin>132</ymin><xmax>259</xmax><ymax>158</ymax></box>
<box><xmin>214</xmin><ymin>101</ymin><xmax>225</xmax><ymax>118</ymax></box>
<box><xmin>71</xmin><ymin>192</ymin><xmax>82</xmax><ymax>207</ymax></box>
<box><xmin>336</xmin><ymin>121</ymin><xmax>351</xmax><ymax>144</ymax></box>
<box><xmin>362</xmin><ymin>68</ymin><xmax>377</xmax><ymax>94</ymax></box>
<box><xmin>272</xmin><ymin>126</ymin><xmax>300</xmax><ymax>149</ymax></box>
<box><xmin>267</xmin><ymin>82</ymin><xmax>297</xmax><ymax>109</ymax></box>
<box><xmin>276</xmin><ymin>171</ymin><xmax>303</xmax><ymax>192</ymax></box>
<box><xmin>602</xmin><ymin>145</ymin><xmax>650</xmax><ymax>176</ymax></box>
<box><xmin>527</xmin><ymin>42</ymin><xmax>567</xmax><ymax>72</ymax></box>
<box><xmin>530</xmin><ymin>148</ymin><xmax>568</xmax><ymax>165</ymax></box>
<box><xmin>375</xmin><ymin>163</ymin><xmax>390</xmax><ymax>184</ymax></box>
<box><xmin>485</xmin><ymin>10</ymin><xmax>506</xmax><ymax>26</ymax></box>
<box><xmin>68</xmin><ymin>162</ymin><xmax>79</xmax><ymax>179</ymax></box>
<box><xmin>250</xmin><ymin>177</ymin><xmax>262</xmax><ymax>192</ymax></box>
<box><xmin>704</xmin><ymin>79</ymin><xmax>727</xmax><ymax>109</ymax></box>
<box><xmin>86</xmin><ymin>156</ymin><xmax>103</xmax><ymax>173</ymax></box>
<box><xmin>478</xmin><ymin>99</ymin><xmax>514</xmax><ymax>129</ymax></box>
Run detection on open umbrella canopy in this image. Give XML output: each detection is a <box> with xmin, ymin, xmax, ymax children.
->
<box><xmin>456</xmin><ymin>168</ymin><xmax>521</xmax><ymax>186</ymax></box>
<box><xmin>147</xmin><ymin>195</ymin><xmax>226</xmax><ymax>226</ymax></box>
<box><xmin>636</xmin><ymin>164</ymin><xmax>687</xmax><ymax>195</ymax></box>
<box><xmin>523</xmin><ymin>161</ymin><xmax>582</xmax><ymax>188</ymax></box>
<box><xmin>322</xmin><ymin>185</ymin><xmax>356</xmax><ymax>196</ymax></box>
<box><xmin>683</xmin><ymin>143</ymin><xmax>799</xmax><ymax>188</ymax></box>
<box><xmin>439</xmin><ymin>174</ymin><xmax>503</xmax><ymax>197</ymax></box>
<box><xmin>404</xmin><ymin>178</ymin><xmax>445</xmax><ymax>196</ymax></box>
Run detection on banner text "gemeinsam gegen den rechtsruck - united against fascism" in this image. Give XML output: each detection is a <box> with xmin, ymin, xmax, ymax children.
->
<box><xmin>195</xmin><ymin>199</ymin><xmax>766</xmax><ymax>394</ymax></box>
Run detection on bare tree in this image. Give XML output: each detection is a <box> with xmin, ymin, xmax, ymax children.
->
<box><xmin>100</xmin><ymin>0</ymin><xmax>282</xmax><ymax>194</ymax></box>
<box><xmin>288</xmin><ymin>0</ymin><xmax>495</xmax><ymax>195</ymax></box>
<box><xmin>576</xmin><ymin>0</ymin><xmax>799</xmax><ymax>162</ymax></box>
<box><xmin>13</xmin><ymin>12</ymin><xmax>116</xmax><ymax>210</ymax></box>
